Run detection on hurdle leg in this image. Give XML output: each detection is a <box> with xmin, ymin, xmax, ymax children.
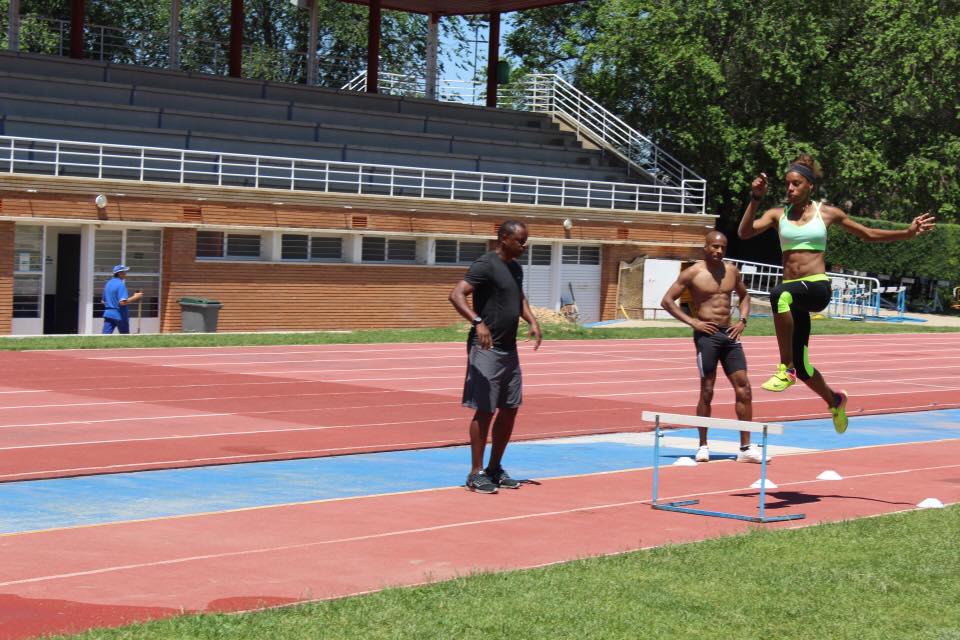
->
<box><xmin>755</xmin><ymin>425</ymin><xmax>804</xmax><ymax>523</ymax></box>
<box><xmin>651</xmin><ymin>416</ymin><xmax>660</xmax><ymax>505</ymax></box>
<box><xmin>759</xmin><ymin>426</ymin><xmax>769</xmax><ymax>521</ymax></box>
<box><xmin>651</xmin><ymin>416</ymin><xmax>700</xmax><ymax>513</ymax></box>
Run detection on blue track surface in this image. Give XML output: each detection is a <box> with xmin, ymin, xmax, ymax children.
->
<box><xmin>3</xmin><ymin>409</ymin><xmax>960</xmax><ymax>535</ymax></box>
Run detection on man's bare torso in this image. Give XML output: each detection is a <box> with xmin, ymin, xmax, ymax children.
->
<box><xmin>687</xmin><ymin>261</ymin><xmax>738</xmax><ymax>326</ymax></box>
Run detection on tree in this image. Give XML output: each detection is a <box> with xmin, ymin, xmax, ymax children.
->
<box><xmin>9</xmin><ymin>0</ymin><xmax>460</xmax><ymax>86</ymax></box>
<box><xmin>505</xmin><ymin>0</ymin><xmax>960</xmax><ymax>242</ymax></box>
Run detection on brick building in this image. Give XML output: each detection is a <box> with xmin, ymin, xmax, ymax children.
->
<box><xmin>0</xmin><ymin>51</ymin><xmax>713</xmax><ymax>334</ymax></box>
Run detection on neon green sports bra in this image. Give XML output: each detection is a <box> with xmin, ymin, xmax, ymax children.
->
<box><xmin>779</xmin><ymin>201</ymin><xmax>827</xmax><ymax>252</ymax></box>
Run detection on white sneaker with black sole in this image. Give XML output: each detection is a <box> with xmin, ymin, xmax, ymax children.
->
<box><xmin>736</xmin><ymin>444</ymin><xmax>770</xmax><ymax>464</ymax></box>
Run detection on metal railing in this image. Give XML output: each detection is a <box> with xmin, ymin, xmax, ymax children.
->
<box><xmin>2</xmin><ymin>135</ymin><xmax>705</xmax><ymax>215</ymax></box>
<box><xmin>341</xmin><ymin>71</ymin><xmax>707</xmax><ymax>214</ymax></box>
<box><xmin>729</xmin><ymin>258</ymin><xmax>882</xmax><ymax>318</ymax></box>
<box><xmin>12</xmin><ymin>16</ymin><xmax>360</xmax><ymax>85</ymax></box>
<box><xmin>341</xmin><ymin>70</ymin><xmax>524</xmax><ymax>107</ymax></box>
<box><xmin>729</xmin><ymin>258</ymin><xmax>785</xmax><ymax>296</ymax></box>
<box><xmin>523</xmin><ymin>74</ymin><xmax>704</xmax><ymax>189</ymax></box>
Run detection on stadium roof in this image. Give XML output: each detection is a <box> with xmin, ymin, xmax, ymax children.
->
<box><xmin>337</xmin><ymin>0</ymin><xmax>582</xmax><ymax>16</ymax></box>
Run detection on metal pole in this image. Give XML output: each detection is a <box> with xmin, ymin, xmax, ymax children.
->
<box><xmin>229</xmin><ymin>0</ymin><xmax>243</xmax><ymax>78</ymax></box>
<box><xmin>366</xmin><ymin>0</ymin><xmax>381</xmax><ymax>93</ymax></box>
<box><xmin>70</xmin><ymin>0</ymin><xmax>85</xmax><ymax>59</ymax></box>
<box><xmin>425</xmin><ymin>12</ymin><xmax>439</xmax><ymax>100</ymax></box>
<box><xmin>137</xmin><ymin>296</ymin><xmax>143</xmax><ymax>334</ymax></box>
<box><xmin>306</xmin><ymin>0</ymin><xmax>318</xmax><ymax>85</ymax></box>
<box><xmin>8</xmin><ymin>0</ymin><xmax>20</xmax><ymax>52</ymax></box>
<box><xmin>169</xmin><ymin>0</ymin><xmax>181</xmax><ymax>69</ymax></box>
<box><xmin>652</xmin><ymin>416</ymin><xmax>660</xmax><ymax>505</ymax></box>
<box><xmin>759</xmin><ymin>426</ymin><xmax>769</xmax><ymax>520</ymax></box>
<box><xmin>485</xmin><ymin>11</ymin><xmax>500</xmax><ymax>108</ymax></box>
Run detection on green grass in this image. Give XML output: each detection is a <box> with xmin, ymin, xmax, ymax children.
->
<box><xmin>2</xmin><ymin>317</ymin><xmax>958</xmax><ymax>351</ymax></box>
<box><xmin>56</xmin><ymin>506</ymin><xmax>960</xmax><ymax>640</ymax></box>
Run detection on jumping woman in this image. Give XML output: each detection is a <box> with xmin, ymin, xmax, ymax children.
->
<box><xmin>738</xmin><ymin>154</ymin><xmax>935</xmax><ymax>433</ymax></box>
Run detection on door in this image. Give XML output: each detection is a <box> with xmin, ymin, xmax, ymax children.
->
<box><xmin>559</xmin><ymin>245</ymin><xmax>602</xmax><ymax>323</ymax></box>
<box><xmin>521</xmin><ymin>244</ymin><xmax>553</xmax><ymax>308</ymax></box>
<box><xmin>642</xmin><ymin>259</ymin><xmax>682</xmax><ymax>319</ymax></box>
<box><xmin>52</xmin><ymin>234</ymin><xmax>81</xmax><ymax>334</ymax></box>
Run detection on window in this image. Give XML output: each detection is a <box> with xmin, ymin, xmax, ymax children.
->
<box><xmin>362</xmin><ymin>237</ymin><xmax>385</xmax><ymax>262</ymax></box>
<box><xmin>13</xmin><ymin>226</ymin><xmax>43</xmax><ymax>319</ymax></box>
<box><xmin>197</xmin><ymin>231</ymin><xmax>261</xmax><ymax>259</ymax></box>
<box><xmin>281</xmin><ymin>234</ymin><xmax>309</xmax><ymax>260</ymax></box>
<box><xmin>388</xmin><ymin>239</ymin><xmax>416</xmax><ymax>262</ymax></box>
<box><xmin>362</xmin><ymin>237</ymin><xmax>416</xmax><ymax>263</ymax></box>
<box><xmin>435</xmin><ymin>240</ymin><xmax>486</xmax><ymax>264</ymax></box>
<box><xmin>226</xmin><ymin>234</ymin><xmax>261</xmax><ymax>258</ymax></box>
<box><xmin>93</xmin><ymin>229</ymin><xmax>163</xmax><ymax>320</ymax></box>
<box><xmin>528</xmin><ymin>244</ymin><xmax>552</xmax><ymax>266</ymax></box>
<box><xmin>562</xmin><ymin>245</ymin><xmax>601</xmax><ymax>265</ymax></box>
<box><xmin>94</xmin><ymin>229</ymin><xmax>122</xmax><ymax>273</ymax></box>
<box><xmin>282</xmin><ymin>235</ymin><xmax>343</xmax><ymax>262</ymax></box>
<box><xmin>310</xmin><ymin>237</ymin><xmax>343</xmax><ymax>261</ymax></box>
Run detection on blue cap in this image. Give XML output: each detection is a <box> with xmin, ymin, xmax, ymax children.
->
<box><xmin>112</xmin><ymin>264</ymin><xmax>130</xmax><ymax>274</ymax></box>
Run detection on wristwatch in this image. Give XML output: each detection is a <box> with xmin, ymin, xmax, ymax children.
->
<box><xmin>471</xmin><ymin>316</ymin><xmax>483</xmax><ymax>326</ymax></box>
<box><xmin>740</xmin><ymin>317</ymin><xmax>748</xmax><ymax>325</ymax></box>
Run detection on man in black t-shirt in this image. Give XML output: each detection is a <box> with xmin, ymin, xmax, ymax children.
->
<box><xmin>449</xmin><ymin>220</ymin><xmax>542</xmax><ymax>494</ymax></box>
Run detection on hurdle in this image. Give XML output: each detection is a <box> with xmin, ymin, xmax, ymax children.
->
<box><xmin>642</xmin><ymin>411</ymin><xmax>805</xmax><ymax>523</ymax></box>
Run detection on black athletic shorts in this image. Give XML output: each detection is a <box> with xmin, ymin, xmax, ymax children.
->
<box><xmin>461</xmin><ymin>345</ymin><xmax>523</xmax><ymax>412</ymax></box>
<box><xmin>693</xmin><ymin>327</ymin><xmax>747</xmax><ymax>378</ymax></box>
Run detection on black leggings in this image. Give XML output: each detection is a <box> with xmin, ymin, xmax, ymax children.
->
<box><xmin>769</xmin><ymin>279</ymin><xmax>832</xmax><ymax>381</ymax></box>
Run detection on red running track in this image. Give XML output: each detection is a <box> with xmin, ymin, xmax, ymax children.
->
<box><xmin>2</xmin><ymin>440</ymin><xmax>959</xmax><ymax>639</ymax></box>
<box><xmin>2</xmin><ymin>333</ymin><xmax>960</xmax><ymax>482</ymax></box>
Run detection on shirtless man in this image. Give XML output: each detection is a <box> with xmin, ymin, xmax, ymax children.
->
<box><xmin>660</xmin><ymin>230</ymin><xmax>765</xmax><ymax>463</ymax></box>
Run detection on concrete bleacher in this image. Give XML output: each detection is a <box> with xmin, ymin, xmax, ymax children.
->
<box><xmin>0</xmin><ymin>51</ymin><xmax>646</xmax><ymax>188</ymax></box>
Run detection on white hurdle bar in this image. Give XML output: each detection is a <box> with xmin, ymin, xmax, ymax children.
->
<box><xmin>642</xmin><ymin>411</ymin><xmax>805</xmax><ymax>523</ymax></box>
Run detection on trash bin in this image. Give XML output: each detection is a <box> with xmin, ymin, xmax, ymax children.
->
<box><xmin>178</xmin><ymin>297</ymin><xmax>223</xmax><ymax>333</ymax></box>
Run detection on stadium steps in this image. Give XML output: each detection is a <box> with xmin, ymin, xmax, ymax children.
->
<box><xmin>0</xmin><ymin>51</ymin><xmax>647</xmax><ymax>188</ymax></box>
<box><xmin>0</xmin><ymin>92</ymin><xmax>609</xmax><ymax>170</ymax></box>
<box><xmin>0</xmin><ymin>70</ymin><xmax>579</xmax><ymax>149</ymax></box>
<box><xmin>0</xmin><ymin>115</ymin><xmax>641</xmax><ymax>188</ymax></box>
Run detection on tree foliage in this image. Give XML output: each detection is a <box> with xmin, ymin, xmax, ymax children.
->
<box><xmin>506</xmin><ymin>0</ymin><xmax>960</xmax><ymax>237</ymax></box>
<box><xmin>4</xmin><ymin>0</ymin><xmax>465</xmax><ymax>85</ymax></box>
<box><xmin>828</xmin><ymin>218</ymin><xmax>960</xmax><ymax>282</ymax></box>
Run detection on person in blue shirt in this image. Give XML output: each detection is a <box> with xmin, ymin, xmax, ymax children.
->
<box><xmin>102</xmin><ymin>264</ymin><xmax>144</xmax><ymax>334</ymax></box>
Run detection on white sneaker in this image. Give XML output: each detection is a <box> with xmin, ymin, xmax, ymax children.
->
<box><xmin>694</xmin><ymin>446</ymin><xmax>710</xmax><ymax>462</ymax></box>
<box><xmin>736</xmin><ymin>444</ymin><xmax>770</xmax><ymax>464</ymax></box>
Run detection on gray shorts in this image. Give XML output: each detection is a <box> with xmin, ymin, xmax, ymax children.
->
<box><xmin>461</xmin><ymin>345</ymin><xmax>522</xmax><ymax>413</ymax></box>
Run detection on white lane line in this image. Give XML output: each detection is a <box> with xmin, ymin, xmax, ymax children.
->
<box><xmin>145</xmin><ymin>346</ymin><xmax>960</xmax><ymax>368</ymax></box>
<box><xmin>12</xmin><ymin>348</ymin><xmax>960</xmax><ymax>388</ymax></box>
<box><xmin>18</xmin><ymin>334</ymin><xmax>960</xmax><ymax>361</ymax></box>
<box><xmin>78</xmin><ymin>335</ymin><xmax>960</xmax><ymax>361</ymax></box>
<box><xmin>0</xmin><ymin>499</ymin><xmax>661</xmax><ymax>586</ymax></box>
<box><xmin>5</xmin><ymin>361</ymin><xmax>960</xmax><ymax>400</ymax></box>
<box><xmin>0</xmin><ymin>395</ymin><xmax>464</xmax><ymax>412</ymax></box>
<box><xmin>3</xmin><ymin>459</ymin><xmax>957</xmax><ymax>587</ymax></box>
<box><xmin>582</xmin><ymin>386</ymin><xmax>960</xmax><ymax>400</ymax></box>
<box><xmin>0</xmin><ymin>424</ymin><xmax>635</xmax><ymax>479</ymax></box>
<box><xmin>0</xmin><ymin>407</ymin><xmax>632</xmax><ymax>448</ymax></box>
<box><xmin>4</xmin><ymin>375</ymin><xmax>960</xmax><ymax>429</ymax></box>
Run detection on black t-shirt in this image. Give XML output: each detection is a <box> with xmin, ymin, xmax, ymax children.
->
<box><xmin>464</xmin><ymin>250</ymin><xmax>525</xmax><ymax>351</ymax></box>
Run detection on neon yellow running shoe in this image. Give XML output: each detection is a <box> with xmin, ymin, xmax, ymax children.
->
<box><xmin>761</xmin><ymin>364</ymin><xmax>797</xmax><ymax>392</ymax></box>
<box><xmin>831</xmin><ymin>390</ymin><xmax>849</xmax><ymax>434</ymax></box>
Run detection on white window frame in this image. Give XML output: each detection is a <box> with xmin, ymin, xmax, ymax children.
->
<box><xmin>435</xmin><ymin>239</ymin><xmax>488</xmax><ymax>265</ymax></box>
<box><xmin>361</xmin><ymin>236</ymin><xmax>418</xmax><ymax>264</ymax></box>
<box><xmin>562</xmin><ymin>244</ymin><xmax>602</xmax><ymax>266</ymax></box>
<box><xmin>196</xmin><ymin>231</ymin><xmax>263</xmax><ymax>260</ymax></box>
<box><xmin>280</xmin><ymin>234</ymin><xmax>345</xmax><ymax>263</ymax></box>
